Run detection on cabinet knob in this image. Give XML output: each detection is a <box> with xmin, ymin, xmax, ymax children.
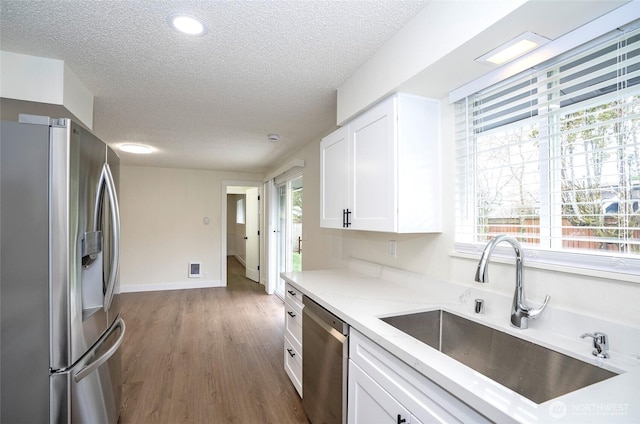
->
<box><xmin>397</xmin><ymin>415</ymin><xmax>406</xmax><ymax>424</ymax></box>
<box><xmin>287</xmin><ymin>311</ymin><xmax>296</xmax><ymax>318</ymax></box>
<box><xmin>286</xmin><ymin>348</ymin><xmax>296</xmax><ymax>357</ymax></box>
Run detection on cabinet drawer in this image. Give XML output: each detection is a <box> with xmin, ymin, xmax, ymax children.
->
<box><xmin>285</xmin><ymin>284</ymin><xmax>304</xmax><ymax>308</ymax></box>
<box><xmin>284</xmin><ymin>298</ymin><xmax>303</xmax><ymax>348</ymax></box>
<box><xmin>284</xmin><ymin>335</ymin><xmax>303</xmax><ymax>397</ymax></box>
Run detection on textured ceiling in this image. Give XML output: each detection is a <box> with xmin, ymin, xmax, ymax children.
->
<box><xmin>0</xmin><ymin>0</ymin><xmax>428</xmax><ymax>172</ymax></box>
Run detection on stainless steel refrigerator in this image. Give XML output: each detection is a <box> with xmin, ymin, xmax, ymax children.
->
<box><xmin>1</xmin><ymin>115</ymin><xmax>125</xmax><ymax>423</ymax></box>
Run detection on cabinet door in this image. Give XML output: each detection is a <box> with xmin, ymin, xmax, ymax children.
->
<box><xmin>350</xmin><ymin>329</ymin><xmax>488</xmax><ymax>424</ymax></box>
<box><xmin>284</xmin><ymin>335</ymin><xmax>303</xmax><ymax>397</ymax></box>
<box><xmin>349</xmin><ymin>97</ymin><xmax>396</xmax><ymax>232</ymax></box>
<box><xmin>349</xmin><ymin>360</ymin><xmax>414</xmax><ymax>424</ymax></box>
<box><xmin>320</xmin><ymin>127</ymin><xmax>349</xmax><ymax>229</ymax></box>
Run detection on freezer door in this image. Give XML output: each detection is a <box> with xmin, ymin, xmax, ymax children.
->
<box><xmin>51</xmin><ymin>318</ymin><xmax>125</xmax><ymax>424</ymax></box>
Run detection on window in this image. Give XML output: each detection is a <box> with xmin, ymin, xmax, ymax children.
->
<box><xmin>455</xmin><ymin>26</ymin><xmax>640</xmax><ymax>276</ymax></box>
<box><xmin>236</xmin><ymin>197</ymin><xmax>245</xmax><ymax>224</ymax></box>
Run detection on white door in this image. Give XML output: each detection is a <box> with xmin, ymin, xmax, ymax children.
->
<box><xmin>245</xmin><ymin>187</ymin><xmax>260</xmax><ymax>282</ymax></box>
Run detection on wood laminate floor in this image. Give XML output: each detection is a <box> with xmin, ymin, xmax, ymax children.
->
<box><xmin>119</xmin><ymin>257</ymin><xmax>308</xmax><ymax>424</ymax></box>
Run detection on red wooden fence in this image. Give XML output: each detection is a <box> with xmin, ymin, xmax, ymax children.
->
<box><xmin>481</xmin><ymin>217</ymin><xmax>639</xmax><ymax>252</ymax></box>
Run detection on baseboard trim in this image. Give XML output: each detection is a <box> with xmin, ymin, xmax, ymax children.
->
<box><xmin>234</xmin><ymin>254</ymin><xmax>247</xmax><ymax>268</ymax></box>
<box><xmin>119</xmin><ymin>279</ymin><xmax>225</xmax><ymax>293</ymax></box>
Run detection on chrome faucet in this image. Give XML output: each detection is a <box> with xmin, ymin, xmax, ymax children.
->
<box><xmin>581</xmin><ymin>332</ymin><xmax>610</xmax><ymax>358</ymax></box>
<box><xmin>474</xmin><ymin>235</ymin><xmax>550</xmax><ymax>329</ymax></box>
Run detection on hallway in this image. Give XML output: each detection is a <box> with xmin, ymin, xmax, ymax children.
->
<box><xmin>119</xmin><ymin>257</ymin><xmax>308</xmax><ymax>423</ymax></box>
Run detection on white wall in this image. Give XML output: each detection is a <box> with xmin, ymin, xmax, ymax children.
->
<box><xmin>119</xmin><ymin>165</ymin><xmax>262</xmax><ymax>292</ymax></box>
<box><xmin>0</xmin><ymin>51</ymin><xmax>94</xmax><ymax>128</ymax></box>
<box><xmin>336</xmin><ymin>1</ymin><xmax>526</xmax><ymax>123</ymax></box>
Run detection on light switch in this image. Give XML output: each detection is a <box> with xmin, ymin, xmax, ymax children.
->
<box><xmin>203</xmin><ymin>217</ymin><xmax>210</xmax><ymax>225</ymax></box>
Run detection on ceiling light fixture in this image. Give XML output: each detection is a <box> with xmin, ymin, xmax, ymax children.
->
<box><xmin>268</xmin><ymin>134</ymin><xmax>280</xmax><ymax>142</ymax></box>
<box><xmin>168</xmin><ymin>13</ymin><xmax>207</xmax><ymax>36</ymax></box>
<box><xmin>476</xmin><ymin>32</ymin><xmax>550</xmax><ymax>66</ymax></box>
<box><xmin>120</xmin><ymin>143</ymin><xmax>153</xmax><ymax>154</ymax></box>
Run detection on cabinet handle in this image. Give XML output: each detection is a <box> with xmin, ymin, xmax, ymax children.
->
<box><xmin>397</xmin><ymin>415</ymin><xmax>406</xmax><ymax>424</ymax></box>
<box><xmin>342</xmin><ymin>209</ymin><xmax>347</xmax><ymax>228</ymax></box>
<box><xmin>286</xmin><ymin>348</ymin><xmax>296</xmax><ymax>357</ymax></box>
<box><xmin>345</xmin><ymin>208</ymin><xmax>351</xmax><ymax>228</ymax></box>
<box><xmin>287</xmin><ymin>311</ymin><xmax>296</xmax><ymax>318</ymax></box>
<box><xmin>287</xmin><ymin>290</ymin><xmax>296</xmax><ymax>296</ymax></box>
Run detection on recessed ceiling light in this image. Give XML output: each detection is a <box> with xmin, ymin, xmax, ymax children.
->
<box><xmin>168</xmin><ymin>13</ymin><xmax>207</xmax><ymax>36</ymax></box>
<box><xmin>120</xmin><ymin>144</ymin><xmax>153</xmax><ymax>154</ymax></box>
<box><xmin>267</xmin><ymin>134</ymin><xmax>280</xmax><ymax>142</ymax></box>
<box><xmin>476</xmin><ymin>32</ymin><xmax>550</xmax><ymax>66</ymax></box>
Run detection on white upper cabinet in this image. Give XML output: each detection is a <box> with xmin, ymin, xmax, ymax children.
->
<box><xmin>320</xmin><ymin>93</ymin><xmax>441</xmax><ymax>233</ymax></box>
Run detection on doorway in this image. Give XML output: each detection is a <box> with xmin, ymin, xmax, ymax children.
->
<box><xmin>275</xmin><ymin>175</ymin><xmax>303</xmax><ymax>298</ymax></box>
<box><xmin>221</xmin><ymin>181</ymin><xmax>262</xmax><ymax>287</ymax></box>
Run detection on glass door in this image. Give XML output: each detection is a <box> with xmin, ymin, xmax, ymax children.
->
<box><xmin>275</xmin><ymin>175</ymin><xmax>303</xmax><ymax>298</ymax></box>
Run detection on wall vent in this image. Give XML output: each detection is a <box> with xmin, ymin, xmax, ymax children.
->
<box><xmin>189</xmin><ymin>262</ymin><xmax>201</xmax><ymax>278</ymax></box>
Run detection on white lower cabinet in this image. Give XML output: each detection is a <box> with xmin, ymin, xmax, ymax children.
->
<box><xmin>349</xmin><ymin>361</ymin><xmax>421</xmax><ymax>424</ymax></box>
<box><xmin>284</xmin><ymin>283</ymin><xmax>304</xmax><ymax>397</ymax></box>
<box><xmin>284</xmin><ymin>336</ymin><xmax>303</xmax><ymax>395</ymax></box>
<box><xmin>348</xmin><ymin>329</ymin><xmax>489</xmax><ymax>424</ymax></box>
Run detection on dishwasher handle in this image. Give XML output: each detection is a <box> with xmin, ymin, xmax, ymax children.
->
<box><xmin>303</xmin><ymin>296</ymin><xmax>348</xmax><ymax>336</ymax></box>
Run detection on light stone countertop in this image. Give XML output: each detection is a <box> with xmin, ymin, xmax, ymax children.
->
<box><xmin>281</xmin><ymin>261</ymin><xmax>640</xmax><ymax>424</ymax></box>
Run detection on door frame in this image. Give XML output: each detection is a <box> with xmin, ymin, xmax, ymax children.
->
<box><xmin>270</xmin><ymin>171</ymin><xmax>303</xmax><ymax>299</ymax></box>
<box><xmin>221</xmin><ymin>180</ymin><xmax>262</xmax><ymax>288</ymax></box>
<box><xmin>244</xmin><ymin>187</ymin><xmax>260</xmax><ymax>282</ymax></box>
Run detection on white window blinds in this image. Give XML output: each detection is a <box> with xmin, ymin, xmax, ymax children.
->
<box><xmin>455</xmin><ymin>26</ymin><xmax>640</xmax><ymax>275</ymax></box>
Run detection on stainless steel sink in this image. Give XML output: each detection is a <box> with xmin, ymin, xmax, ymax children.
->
<box><xmin>381</xmin><ymin>310</ymin><xmax>618</xmax><ymax>404</ymax></box>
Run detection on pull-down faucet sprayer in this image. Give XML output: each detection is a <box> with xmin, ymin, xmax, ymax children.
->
<box><xmin>475</xmin><ymin>235</ymin><xmax>550</xmax><ymax>329</ymax></box>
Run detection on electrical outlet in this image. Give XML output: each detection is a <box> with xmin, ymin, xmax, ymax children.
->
<box><xmin>388</xmin><ymin>240</ymin><xmax>397</xmax><ymax>258</ymax></box>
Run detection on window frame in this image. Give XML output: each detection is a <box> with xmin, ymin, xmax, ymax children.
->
<box><xmin>454</xmin><ymin>27</ymin><xmax>640</xmax><ymax>280</ymax></box>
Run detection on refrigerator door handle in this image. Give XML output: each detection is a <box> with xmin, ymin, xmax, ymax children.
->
<box><xmin>74</xmin><ymin>318</ymin><xmax>126</xmax><ymax>383</ymax></box>
<box><xmin>98</xmin><ymin>162</ymin><xmax>121</xmax><ymax>312</ymax></box>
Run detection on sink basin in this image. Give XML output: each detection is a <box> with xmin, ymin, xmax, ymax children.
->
<box><xmin>381</xmin><ymin>310</ymin><xmax>618</xmax><ymax>404</ymax></box>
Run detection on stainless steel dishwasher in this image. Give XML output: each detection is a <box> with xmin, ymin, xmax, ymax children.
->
<box><xmin>302</xmin><ymin>296</ymin><xmax>349</xmax><ymax>424</ymax></box>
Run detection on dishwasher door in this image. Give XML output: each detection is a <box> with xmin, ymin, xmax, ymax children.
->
<box><xmin>302</xmin><ymin>297</ymin><xmax>348</xmax><ymax>424</ymax></box>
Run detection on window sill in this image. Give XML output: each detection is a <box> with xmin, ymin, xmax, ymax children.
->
<box><xmin>450</xmin><ymin>247</ymin><xmax>640</xmax><ymax>284</ymax></box>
